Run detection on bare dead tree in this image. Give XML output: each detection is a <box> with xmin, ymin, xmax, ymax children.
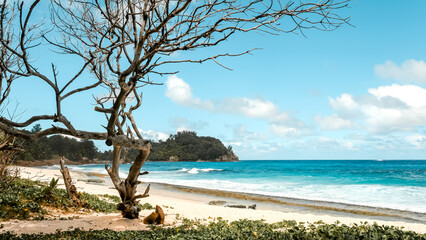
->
<box><xmin>0</xmin><ymin>0</ymin><xmax>349</xmax><ymax>219</ymax></box>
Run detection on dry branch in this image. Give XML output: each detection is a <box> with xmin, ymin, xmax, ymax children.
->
<box><xmin>59</xmin><ymin>157</ymin><xmax>81</xmax><ymax>206</ymax></box>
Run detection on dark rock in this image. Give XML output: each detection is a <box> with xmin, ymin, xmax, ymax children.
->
<box><xmin>87</xmin><ymin>179</ymin><xmax>105</xmax><ymax>183</ymax></box>
<box><xmin>208</xmin><ymin>200</ymin><xmax>227</xmax><ymax>206</ymax></box>
<box><xmin>248</xmin><ymin>204</ymin><xmax>256</xmax><ymax>210</ymax></box>
<box><xmin>226</xmin><ymin>204</ymin><xmax>246</xmax><ymax>209</ymax></box>
<box><xmin>214</xmin><ymin>152</ymin><xmax>239</xmax><ymax>162</ymax></box>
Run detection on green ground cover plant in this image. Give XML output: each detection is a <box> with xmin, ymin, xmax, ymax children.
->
<box><xmin>1</xmin><ymin>219</ymin><xmax>425</xmax><ymax>239</ymax></box>
<box><xmin>0</xmin><ymin>177</ymin><xmax>119</xmax><ymax>220</ymax></box>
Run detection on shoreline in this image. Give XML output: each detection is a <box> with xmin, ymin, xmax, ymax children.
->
<box><xmin>154</xmin><ymin>182</ymin><xmax>426</xmax><ymax>223</ymax></box>
<box><xmin>82</xmin><ymin>168</ymin><xmax>426</xmax><ymax>222</ymax></box>
<box><xmin>2</xmin><ymin>166</ymin><xmax>426</xmax><ymax>234</ymax></box>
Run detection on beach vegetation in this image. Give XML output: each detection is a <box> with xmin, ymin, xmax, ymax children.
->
<box><xmin>1</xmin><ymin>218</ymin><xmax>425</xmax><ymax>239</ymax></box>
<box><xmin>98</xmin><ymin>194</ymin><xmax>121</xmax><ymax>204</ymax></box>
<box><xmin>41</xmin><ymin>178</ymin><xmax>59</xmax><ymax>201</ymax></box>
<box><xmin>0</xmin><ymin>177</ymin><xmax>119</xmax><ymax>220</ymax></box>
<box><xmin>139</xmin><ymin>202</ymin><xmax>154</xmax><ymax>210</ymax></box>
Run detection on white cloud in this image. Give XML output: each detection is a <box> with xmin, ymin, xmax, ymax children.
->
<box><xmin>219</xmin><ymin>97</ymin><xmax>303</xmax><ymax>127</ymax></box>
<box><xmin>325</xmin><ymin>84</ymin><xmax>426</xmax><ymax>134</ymax></box>
<box><xmin>314</xmin><ymin>114</ymin><xmax>353</xmax><ymax>131</ymax></box>
<box><xmin>405</xmin><ymin>134</ymin><xmax>426</xmax><ymax>149</ymax></box>
<box><xmin>58</xmin><ymin>134</ymin><xmax>82</xmax><ymax>142</ymax></box>
<box><xmin>166</xmin><ymin>75</ymin><xmax>306</xmax><ymax>136</ymax></box>
<box><xmin>138</xmin><ymin>129</ymin><xmax>168</xmax><ymax>142</ymax></box>
<box><xmin>375</xmin><ymin>59</ymin><xmax>426</xmax><ymax>84</ymax></box>
<box><xmin>170</xmin><ymin>117</ymin><xmax>209</xmax><ymax>132</ymax></box>
<box><xmin>176</xmin><ymin>126</ymin><xmax>189</xmax><ymax>132</ymax></box>
<box><xmin>328</xmin><ymin>94</ymin><xmax>361</xmax><ymax>119</ymax></box>
<box><xmin>330</xmin><ymin>93</ymin><xmax>358</xmax><ymax>111</ymax></box>
<box><xmin>221</xmin><ymin>98</ymin><xmax>279</xmax><ymax>119</ymax></box>
<box><xmin>225</xmin><ymin>141</ymin><xmax>242</xmax><ymax>147</ymax></box>
<box><xmin>269</xmin><ymin>124</ymin><xmax>300</xmax><ymax>137</ymax></box>
<box><xmin>165</xmin><ymin>75</ymin><xmax>214</xmax><ymax>110</ymax></box>
<box><xmin>317</xmin><ymin>137</ymin><xmax>356</xmax><ymax>150</ymax></box>
<box><xmin>233</xmin><ymin>125</ymin><xmax>268</xmax><ymax>142</ymax></box>
<box><xmin>368</xmin><ymin>84</ymin><xmax>426</xmax><ymax>108</ymax></box>
<box><xmin>222</xmin><ymin>125</ymin><xmax>276</xmax><ymax>156</ymax></box>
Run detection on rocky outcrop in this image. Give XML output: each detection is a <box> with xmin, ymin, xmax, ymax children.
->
<box><xmin>151</xmin><ymin>151</ymin><xmax>239</xmax><ymax>162</ymax></box>
<box><xmin>214</xmin><ymin>151</ymin><xmax>239</xmax><ymax>162</ymax></box>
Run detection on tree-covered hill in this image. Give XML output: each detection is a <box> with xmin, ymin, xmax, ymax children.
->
<box><xmin>131</xmin><ymin>131</ymin><xmax>238</xmax><ymax>162</ymax></box>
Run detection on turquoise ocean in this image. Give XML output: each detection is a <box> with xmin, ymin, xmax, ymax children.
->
<box><xmin>50</xmin><ymin>160</ymin><xmax>426</xmax><ymax>213</ymax></box>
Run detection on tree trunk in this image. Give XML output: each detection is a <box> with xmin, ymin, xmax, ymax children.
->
<box><xmin>106</xmin><ymin>145</ymin><xmax>151</xmax><ymax>219</ymax></box>
<box><xmin>59</xmin><ymin>157</ymin><xmax>81</xmax><ymax>206</ymax></box>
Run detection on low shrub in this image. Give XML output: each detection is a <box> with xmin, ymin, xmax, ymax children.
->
<box><xmin>139</xmin><ymin>202</ymin><xmax>154</xmax><ymax>210</ymax></box>
<box><xmin>1</xmin><ymin>219</ymin><xmax>425</xmax><ymax>239</ymax></box>
<box><xmin>0</xmin><ymin>177</ymin><xmax>118</xmax><ymax>220</ymax></box>
<box><xmin>98</xmin><ymin>194</ymin><xmax>121</xmax><ymax>203</ymax></box>
<box><xmin>79</xmin><ymin>192</ymin><xmax>117</xmax><ymax>213</ymax></box>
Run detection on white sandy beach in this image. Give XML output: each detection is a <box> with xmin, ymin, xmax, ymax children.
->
<box><xmin>1</xmin><ymin>166</ymin><xmax>425</xmax><ymax>235</ymax></box>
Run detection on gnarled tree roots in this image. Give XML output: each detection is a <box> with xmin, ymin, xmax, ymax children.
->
<box><xmin>117</xmin><ymin>201</ymin><xmax>142</xmax><ymax>219</ymax></box>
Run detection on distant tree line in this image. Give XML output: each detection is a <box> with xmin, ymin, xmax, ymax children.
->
<box><xmin>16</xmin><ymin>126</ymin><xmax>233</xmax><ymax>162</ymax></box>
<box><xmin>17</xmin><ymin>125</ymin><xmax>99</xmax><ymax>161</ymax></box>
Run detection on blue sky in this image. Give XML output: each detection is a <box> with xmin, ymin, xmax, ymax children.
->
<box><xmin>7</xmin><ymin>1</ymin><xmax>426</xmax><ymax>159</ymax></box>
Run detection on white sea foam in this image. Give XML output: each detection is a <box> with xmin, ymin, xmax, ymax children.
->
<box><xmin>67</xmin><ymin>165</ymin><xmax>108</xmax><ymax>175</ymax></box>
<box><xmin>42</xmin><ymin>165</ymin><xmax>60</xmax><ymax>170</ymax></box>
<box><xmin>177</xmin><ymin>168</ymin><xmax>224</xmax><ymax>174</ymax></box>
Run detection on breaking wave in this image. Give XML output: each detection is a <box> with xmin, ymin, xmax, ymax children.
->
<box><xmin>177</xmin><ymin>168</ymin><xmax>224</xmax><ymax>174</ymax></box>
